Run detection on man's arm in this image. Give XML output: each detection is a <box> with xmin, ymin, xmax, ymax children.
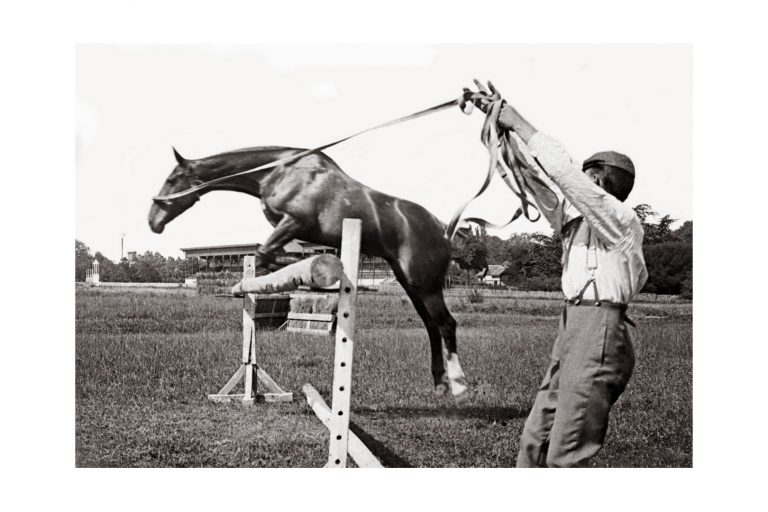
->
<box><xmin>499</xmin><ymin>105</ymin><xmax>634</xmax><ymax>246</ymax></box>
<box><xmin>504</xmin><ymin>132</ymin><xmax>569</xmax><ymax>232</ymax></box>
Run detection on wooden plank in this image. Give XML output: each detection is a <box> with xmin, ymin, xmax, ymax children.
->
<box><xmin>327</xmin><ymin>218</ymin><xmax>362</xmax><ymax>468</ymax></box>
<box><xmin>247</xmin><ymin>312</ymin><xmax>289</xmax><ymax>320</ymax></box>
<box><xmin>255</xmin><ymin>366</ymin><xmax>291</xmax><ymax>396</ymax></box>
<box><xmin>286</xmin><ymin>326</ymin><xmax>333</xmax><ymax>336</ymax></box>
<box><xmin>262</xmin><ymin>392</ymin><xmax>294</xmax><ymax>403</ymax></box>
<box><xmin>287</xmin><ymin>312</ymin><xmax>335</xmax><ymax>322</ymax></box>
<box><xmin>302</xmin><ymin>384</ymin><xmax>383</xmax><ymax>468</ymax></box>
<box><xmin>208</xmin><ymin>393</ymin><xmax>246</xmax><ymax>403</ymax></box>
<box><xmin>215</xmin><ymin>365</ymin><xmax>245</xmax><ymax>396</ymax></box>
<box><xmin>208</xmin><ymin>392</ymin><xmax>293</xmax><ymax>403</ymax></box>
<box><xmin>243</xmin><ymin>363</ymin><xmax>254</xmax><ymax>403</ymax></box>
<box><xmin>242</xmin><ymin>308</ymin><xmax>253</xmax><ymax>363</ymax></box>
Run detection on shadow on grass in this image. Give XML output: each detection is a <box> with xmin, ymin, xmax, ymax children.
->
<box><xmin>356</xmin><ymin>405</ymin><xmax>529</xmax><ymax>421</ymax></box>
<box><xmin>348</xmin><ymin>405</ymin><xmax>528</xmax><ymax>468</ymax></box>
<box><xmin>348</xmin><ymin>421</ymin><xmax>414</xmax><ymax>468</ymax></box>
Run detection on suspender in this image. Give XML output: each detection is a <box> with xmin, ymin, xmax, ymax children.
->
<box><xmin>562</xmin><ymin>218</ymin><xmax>600</xmax><ymax>305</ymax></box>
<box><xmin>573</xmin><ymin>227</ymin><xmax>600</xmax><ymax>304</ymax></box>
<box><xmin>562</xmin><ymin>220</ymin><xmax>635</xmax><ymax>325</ymax></box>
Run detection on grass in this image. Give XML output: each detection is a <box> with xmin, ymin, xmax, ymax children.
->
<box><xmin>75</xmin><ymin>287</ymin><xmax>692</xmax><ymax>467</ymax></box>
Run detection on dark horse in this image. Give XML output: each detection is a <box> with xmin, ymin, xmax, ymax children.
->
<box><xmin>149</xmin><ymin>146</ymin><xmax>469</xmax><ymax>401</ymax></box>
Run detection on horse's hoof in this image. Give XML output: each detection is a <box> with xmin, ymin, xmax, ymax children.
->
<box><xmin>452</xmin><ymin>387</ymin><xmax>472</xmax><ymax>405</ymax></box>
<box><xmin>449</xmin><ymin>377</ymin><xmax>471</xmax><ymax>405</ymax></box>
<box><xmin>434</xmin><ymin>382</ymin><xmax>449</xmax><ymax>396</ymax></box>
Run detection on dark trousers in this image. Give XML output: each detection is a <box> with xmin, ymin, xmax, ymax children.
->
<box><xmin>516</xmin><ymin>303</ymin><xmax>635</xmax><ymax>467</ymax></box>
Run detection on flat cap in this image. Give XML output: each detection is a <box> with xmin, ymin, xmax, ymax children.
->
<box><xmin>583</xmin><ymin>151</ymin><xmax>635</xmax><ymax>177</ymax></box>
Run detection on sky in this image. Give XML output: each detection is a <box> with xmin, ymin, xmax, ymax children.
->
<box><xmin>76</xmin><ymin>44</ymin><xmax>691</xmax><ymax>260</ymax></box>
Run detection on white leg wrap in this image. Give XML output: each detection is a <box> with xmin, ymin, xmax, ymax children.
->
<box><xmin>446</xmin><ymin>352</ymin><xmax>468</xmax><ymax>398</ymax></box>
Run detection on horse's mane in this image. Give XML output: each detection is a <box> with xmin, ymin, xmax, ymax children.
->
<box><xmin>195</xmin><ymin>146</ymin><xmax>304</xmax><ymax>169</ymax></box>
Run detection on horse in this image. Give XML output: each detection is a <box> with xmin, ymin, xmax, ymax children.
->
<box><xmin>149</xmin><ymin>146</ymin><xmax>469</xmax><ymax>401</ymax></box>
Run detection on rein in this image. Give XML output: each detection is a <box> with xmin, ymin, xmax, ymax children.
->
<box><xmin>154</xmin><ymin>82</ymin><xmax>557</xmax><ymax>241</ymax></box>
<box><xmin>445</xmin><ymin>81</ymin><xmax>559</xmax><ymax>240</ymax></box>
<box><xmin>153</xmin><ymin>95</ymin><xmax>474</xmax><ymax>202</ymax></box>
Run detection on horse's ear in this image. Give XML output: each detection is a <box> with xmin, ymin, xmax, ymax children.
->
<box><xmin>172</xmin><ymin>146</ymin><xmax>187</xmax><ymax>166</ymax></box>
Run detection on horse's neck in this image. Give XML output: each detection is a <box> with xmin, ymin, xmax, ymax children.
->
<box><xmin>196</xmin><ymin>146</ymin><xmax>296</xmax><ymax>197</ymax></box>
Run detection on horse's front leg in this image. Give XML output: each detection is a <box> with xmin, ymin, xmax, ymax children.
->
<box><xmin>253</xmin><ymin>214</ymin><xmax>304</xmax><ymax>271</ymax></box>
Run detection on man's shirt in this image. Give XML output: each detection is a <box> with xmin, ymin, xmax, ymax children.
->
<box><xmin>515</xmin><ymin>132</ymin><xmax>648</xmax><ymax>304</ymax></box>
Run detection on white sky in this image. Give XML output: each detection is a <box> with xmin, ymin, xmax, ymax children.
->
<box><xmin>76</xmin><ymin>44</ymin><xmax>691</xmax><ymax>260</ymax></box>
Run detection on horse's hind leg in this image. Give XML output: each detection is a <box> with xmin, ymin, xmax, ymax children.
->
<box><xmin>421</xmin><ymin>292</ymin><xmax>469</xmax><ymax>403</ymax></box>
<box><xmin>389</xmin><ymin>262</ymin><xmax>448</xmax><ymax>395</ymax></box>
<box><xmin>400</xmin><ymin>285</ymin><xmax>450</xmax><ymax>396</ymax></box>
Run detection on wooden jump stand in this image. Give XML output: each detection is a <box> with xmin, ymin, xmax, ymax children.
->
<box><xmin>208</xmin><ymin>219</ymin><xmax>382</xmax><ymax>467</ymax></box>
<box><xmin>208</xmin><ymin>255</ymin><xmax>294</xmax><ymax>405</ymax></box>
<box><xmin>301</xmin><ymin>219</ymin><xmax>382</xmax><ymax>468</ymax></box>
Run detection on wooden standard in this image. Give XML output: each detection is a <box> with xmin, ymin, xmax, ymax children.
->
<box><xmin>302</xmin><ymin>219</ymin><xmax>383</xmax><ymax>468</ymax></box>
<box><xmin>208</xmin><ymin>255</ymin><xmax>294</xmax><ymax>405</ymax></box>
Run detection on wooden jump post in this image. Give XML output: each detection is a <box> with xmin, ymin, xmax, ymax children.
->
<box><xmin>208</xmin><ymin>254</ymin><xmax>343</xmax><ymax>405</ymax></box>
<box><xmin>301</xmin><ymin>219</ymin><xmax>382</xmax><ymax>468</ymax></box>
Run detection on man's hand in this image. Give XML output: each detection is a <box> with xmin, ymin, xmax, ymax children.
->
<box><xmin>497</xmin><ymin>104</ymin><xmax>537</xmax><ymax>143</ymax></box>
<box><xmin>461</xmin><ymin>80</ymin><xmax>537</xmax><ymax>143</ymax></box>
<box><xmin>462</xmin><ymin>79</ymin><xmax>501</xmax><ymax>114</ymax></box>
<box><xmin>497</xmin><ymin>104</ymin><xmax>518</xmax><ymax>130</ymax></box>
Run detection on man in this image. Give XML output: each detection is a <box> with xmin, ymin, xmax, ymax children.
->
<box><xmin>491</xmin><ymin>100</ymin><xmax>648</xmax><ymax>467</ymax></box>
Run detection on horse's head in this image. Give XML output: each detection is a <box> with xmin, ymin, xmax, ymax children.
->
<box><xmin>148</xmin><ymin>148</ymin><xmax>203</xmax><ymax>233</ymax></box>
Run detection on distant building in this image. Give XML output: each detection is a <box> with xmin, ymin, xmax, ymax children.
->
<box><xmin>180</xmin><ymin>240</ymin><xmax>394</xmax><ymax>280</ymax></box>
<box><xmin>180</xmin><ymin>241</ymin><xmax>301</xmax><ymax>273</ymax></box>
<box><xmin>476</xmin><ymin>265</ymin><xmax>507</xmax><ymax>286</ymax></box>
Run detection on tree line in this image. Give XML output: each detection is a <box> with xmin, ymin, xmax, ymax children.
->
<box><xmin>76</xmin><ymin>203</ymin><xmax>691</xmax><ymax>297</ymax></box>
<box><xmin>75</xmin><ymin>241</ymin><xmax>193</xmax><ymax>283</ymax></box>
<box><xmin>451</xmin><ymin>204</ymin><xmax>692</xmax><ymax>298</ymax></box>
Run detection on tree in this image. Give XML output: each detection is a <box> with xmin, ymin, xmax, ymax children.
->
<box><xmin>519</xmin><ymin>232</ymin><xmax>562</xmax><ymax>291</ymax></box>
<box><xmin>631</xmin><ymin>204</ymin><xmax>693</xmax><ymax>296</ymax></box>
<box><xmin>673</xmin><ymin>220</ymin><xmax>693</xmax><ymax>243</ymax></box>
<box><xmin>134</xmin><ymin>261</ymin><xmax>162</xmax><ymax>282</ymax></box>
<box><xmin>93</xmin><ymin>251</ymin><xmax>122</xmax><ymax>281</ymax></box>
<box><xmin>452</xmin><ymin>234</ymin><xmax>489</xmax><ymax>285</ymax></box>
<box><xmin>644</xmin><ymin>214</ymin><xmax>676</xmax><ymax>244</ymax></box>
<box><xmin>75</xmin><ymin>240</ymin><xmax>93</xmax><ymax>282</ymax></box>
<box><xmin>501</xmin><ymin>234</ymin><xmax>534</xmax><ymax>282</ymax></box>
<box><xmin>483</xmin><ymin>234</ymin><xmax>508</xmax><ymax>265</ymax></box>
<box><xmin>633</xmin><ymin>204</ymin><xmax>657</xmax><ymax>224</ymax></box>
<box><xmin>633</xmin><ymin>204</ymin><xmax>678</xmax><ymax>244</ymax></box>
<box><xmin>642</xmin><ymin>242</ymin><xmax>693</xmax><ymax>295</ymax></box>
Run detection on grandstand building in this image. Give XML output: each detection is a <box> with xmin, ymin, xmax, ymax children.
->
<box><xmin>180</xmin><ymin>240</ymin><xmax>394</xmax><ymax>282</ymax></box>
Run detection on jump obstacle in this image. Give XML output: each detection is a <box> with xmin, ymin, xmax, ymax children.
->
<box><xmin>210</xmin><ymin>218</ymin><xmax>382</xmax><ymax>468</ymax></box>
<box><xmin>207</xmin><ymin>255</ymin><xmax>300</xmax><ymax>404</ymax></box>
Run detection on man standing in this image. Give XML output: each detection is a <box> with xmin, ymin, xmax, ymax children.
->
<box><xmin>488</xmin><ymin>99</ymin><xmax>648</xmax><ymax>467</ymax></box>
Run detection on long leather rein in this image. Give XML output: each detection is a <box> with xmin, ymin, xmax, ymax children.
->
<box><xmin>153</xmin><ymin>83</ymin><xmax>556</xmax><ymax>240</ymax></box>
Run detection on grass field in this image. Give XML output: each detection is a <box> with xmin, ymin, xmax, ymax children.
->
<box><xmin>75</xmin><ymin>287</ymin><xmax>692</xmax><ymax>468</ymax></box>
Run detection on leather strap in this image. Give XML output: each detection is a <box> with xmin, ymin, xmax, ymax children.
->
<box><xmin>154</xmin><ymin>94</ymin><xmax>476</xmax><ymax>202</ymax></box>
<box><xmin>445</xmin><ymin>82</ymin><xmax>559</xmax><ymax>239</ymax></box>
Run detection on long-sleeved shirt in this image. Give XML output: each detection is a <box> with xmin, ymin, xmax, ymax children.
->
<box><xmin>513</xmin><ymin>132</ymin><xmax>648</xmax><ymax>304</ymax></box>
